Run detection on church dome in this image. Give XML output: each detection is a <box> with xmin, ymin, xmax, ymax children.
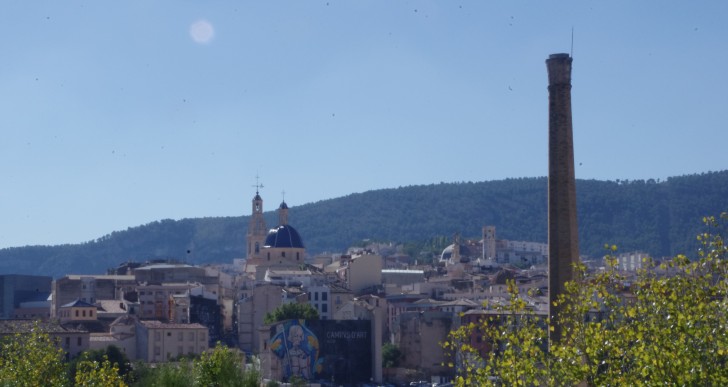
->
<box><xmin>264</xmin><ymin>225</ymin><xmax>304</xmax><ymax>248</ymax></box>
<box><xmin>279</xmin><ymin>201</ymin><xmax>288</xmax><ymax>210</ymax></box>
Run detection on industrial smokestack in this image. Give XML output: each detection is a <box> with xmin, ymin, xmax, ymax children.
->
<box><xmin>546</xmin><ymin>53</ymin><xmax>580</xmax><ymax>344</ymax></box>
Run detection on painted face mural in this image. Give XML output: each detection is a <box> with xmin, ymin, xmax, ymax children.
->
<box><xmin>269</xmin><ymin>319</ymin><xmax>372</xmax><ymax>384</ymax></box>
<box><xmin>270</xmin><ymin>320</ymin><xmax>321</xmax><ymax>380</ymax></box>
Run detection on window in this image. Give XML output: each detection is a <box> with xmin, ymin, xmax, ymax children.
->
<box><xmin>65</xmin><ymin>337</ymin><xmax>70</xmax><ymax>347</ymax></box>
<box><xmin>77</xmin><ymin>337</ymin><xmax>82</xmax><ymax>346</ymax></box>
<box><xmin>178</xmin><ymin>332</ymin><xmax>183</xmax><ymax>341</ymax></box>
<box><xmin>322</xmin><ymin>292</ymin><xmax>328</xmax><ymax>301</ymax></box>
<box><xmin>322</xmin><ymin>304</ymin><xmax>328</xmax><ymax>313</ymax></box>
<box><xmin>154</xmin><ymin>346</ymin><xmax>161</xmax><ymax>356</ymax></box>
<box><xmin>296</xmin><ymin>252</ymin><xmax>300</xmax><ymax>260</ymax></box>
<box><xmin>82</xmin><ymin>310</ymin><xmax>86</xmax><ymax>317</ymax></box>
<box><xmin>281</xmin><ymin>251</ymin><xmax>286</xmax><ymax>257</ymax></box>
<box><xmin>167</xmin><ymin>332</ymin><xmax>172</xmax><ymax>337</ymax></box>
<box><xmin>178</xmin><ymin>346</ymin><xmax>184</xmax><ymax>355</ymax></box>
<box><xmin>314</xmin><ymin>292</ymin><xmax>319</xmax><ymax>301</ymax></box>
<box><xmin>200</xmin><ymin>333</ymin><xmax>206</xmax><ymax>342</ymax></box>
<box><xmin>155</xmin><ymin>332</ymin><xmax>161</xmax><ymax>341</ymax></box>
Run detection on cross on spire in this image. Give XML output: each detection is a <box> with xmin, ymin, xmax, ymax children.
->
<box><xmin>252</xmin><ymin>174</ymin><xmax>264</xmax><ymax>194</ymax></box>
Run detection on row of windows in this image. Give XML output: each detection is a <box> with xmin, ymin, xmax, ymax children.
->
<box><xmin>59</xmin><ymin>308</ymin><xmax>95</xmax><ymax>318</ymax></box>
<box><xmin>311</xmin><ymin>292</ymin><xmax>329</xmax><ymax>301</ymax></box>
<box><xmin>153</xmin><ymin>331</ymin><xmax>206</xmax><ymax>342</ymax></box>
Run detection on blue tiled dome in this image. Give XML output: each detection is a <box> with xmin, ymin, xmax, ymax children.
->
<box><xmin>264</xmin><ymin>225</ymin><xmax>304</xmax><ymax>248</ymax></box>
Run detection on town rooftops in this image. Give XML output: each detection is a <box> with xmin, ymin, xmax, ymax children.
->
<box><xmin>63</xmin><ymin>275</ymin><xmax>135</xmax><ymax>281</ymax></box>
<box><xmin>0</xmin><ymin>319</ymin><xmax>88</xmax><ymax>334</ymax></box>
<box><xmin>134</xmin><ymin>263</ymin><xmax>195</xmax><ymax>270</ymax></box>
<box><xmin>382</xmin><ymin>269</ymin><xmax>425</xmax><ymax>274</ymax></box>
<box><xmin>138</xmin><ymin>320</ymin><xmax>206</xmax><ymax>330</ymax></box>
<box><xmin>61</xmin><ymin>299</ymin><xmax>97</xmax><ymax>308</ymax></box>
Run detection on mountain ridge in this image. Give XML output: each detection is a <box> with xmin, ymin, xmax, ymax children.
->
<box><xmin>2</xmin><ymin>171</ymin><xmax>727</xmax><ymax>278</ymax></box>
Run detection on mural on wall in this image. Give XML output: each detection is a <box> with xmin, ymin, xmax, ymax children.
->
<box><xmin>270</xmin><ymin>320</ymin><xmax>321</xmax><ymax>380</ymax></box>
<box><xmin>269</xmin><ymin>319</ymin><xmax>372</xmax><ymax>384</ymax></box>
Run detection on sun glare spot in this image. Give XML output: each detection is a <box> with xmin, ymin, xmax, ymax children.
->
<box><xmin>190</xmin><ymin>19</ymin><xmax>214</xmax><ymax>44</ymax></box>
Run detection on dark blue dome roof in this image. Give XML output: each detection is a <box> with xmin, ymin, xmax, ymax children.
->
<box><xmin>264</xmin><ymin>225</ymin><xmax>304</xmax><ymax>248</ymax></box>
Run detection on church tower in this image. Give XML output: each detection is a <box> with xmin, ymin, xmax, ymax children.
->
<box><xmin>246</xmin><ymin>184</ymin><xmax>268</xmax><ymax>260</ymax></box>
<box><xmin>278</xmin><ymin>200</ymin><xmax>289</xmax><ymax>226</ymax></box>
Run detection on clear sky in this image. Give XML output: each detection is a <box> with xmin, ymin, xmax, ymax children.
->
<box><xmin>1</xmin><ymin>1</ymin><xmax>726</xmax><ymax>248</ymax></box>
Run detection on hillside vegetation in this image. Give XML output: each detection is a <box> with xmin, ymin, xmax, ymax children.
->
<box><xmin>1</xmin><ymin>171</ymin><xmax>727</xmax><ymax>278</ymax></box>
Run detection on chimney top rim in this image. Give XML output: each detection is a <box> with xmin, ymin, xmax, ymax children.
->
<box><xmin>548</xmin><ymin>53</ymin><xmax>571</xmax><ymax>59</ymax></box>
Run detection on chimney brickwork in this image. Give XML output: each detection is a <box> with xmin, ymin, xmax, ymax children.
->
<box><xmin>546</xmin><ymin>53</ymin><xmax>580</xmax><ymax>343</ymax></box>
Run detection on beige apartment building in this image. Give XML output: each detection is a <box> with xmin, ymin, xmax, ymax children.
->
<box><xmin>135</xmin><ymin>320</ymin><xmax>208</xmax><ymax>362</ymax></box>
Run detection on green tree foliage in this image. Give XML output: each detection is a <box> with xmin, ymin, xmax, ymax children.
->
<box><xmin>73</xmin><ymin>356</ymin><xmax>127</xmax><ymax>387</ymax></box>
<box><xmin>193</xmin><ymin>343</ymin><xmax>259</xmax><ymax>387</ymax></box>
<box><xmin>382</xmin><ymin>343</ymin><xmax>403</xmax><ymax>368</ymax></box>
<box><xmin>132</xmin><ymin>361</ymin><xmax>193</xmax><ymax>387</ymax></box>
<box><xmin>68</xmin><ymin>345</ymin><xmax>133</xmax><ymax>384</ymax></box>
<box><xmin>444</xmin><ymin>281</ymin><xmax>549</xmax><ymax>386</ymax></box>
<box><xmin>263</xmin><ymin>302</ymin><xmax>319</xmax><ymax>324</ymax></box>
<box><xmin>446</xmin><ymin>213</ymin><xmax>728</xmax><ymax>386</ymax></box>
<box><xmin>0</xmin><ymin>323</ymin><xmax>68</xmax><ymax>387</ymax></box>
<box><xmin>132</xmin><ymin>344</ymin><xmax>259</xmax><ymax>387</ymax></box>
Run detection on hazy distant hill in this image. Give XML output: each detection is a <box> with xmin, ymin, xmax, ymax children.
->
<box><xmin>2</xmin><ymin>171</ymin><xmax>727</xmax><ymax>278</ymax></box>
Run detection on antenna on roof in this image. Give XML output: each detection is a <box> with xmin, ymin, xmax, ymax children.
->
<box><xmin>570</xmin><ymin>27</ymin><xmax>574</xmax><ymax>57</ymax></box>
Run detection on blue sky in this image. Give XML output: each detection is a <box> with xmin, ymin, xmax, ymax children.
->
<box><xmin>1</xmin><ymin>1</ymin><xmax>726</xmax><ymax>248</ymax></box>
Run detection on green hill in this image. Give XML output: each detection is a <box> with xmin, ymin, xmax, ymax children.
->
<box><xmin>1</xmin><ymin>171</ymin><xmax>727</xmax><ymax>278</ymax></box>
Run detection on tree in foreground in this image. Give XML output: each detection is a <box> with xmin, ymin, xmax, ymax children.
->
<box><xmin>193</xmin><ymin>343</ymin><xmax>260</xmax><ymax>387</ymax></box>
<box><xmin>68</xmin><ymin>345</ymin><xmax>133</xmax><ymax>384</ymax></box>
<box><xmin>132</xmin><ymin>360</ymin><xmax>192</xmax><ymax>387</ymax></box>
<box><xmin>263</xmin><ymin>302</ymin><xmax>319</xmax><ymax>324</ymax></box>
<box><xmin>73</xmin><ymin>356</ymin><xmax>127</xmax><ymax>387</ymax></box>
<box><xmin>446</xmin><ymin>213</ymin><xmax>728</xmax><ymax>386</ymax></box>
<box><xmin>132</xmin><ymin>343</ymin><xmax>259</xmax><ymax>387</ymax></box>
<box><xmin>0</xmin><ymin>322</ymin><xmax>67</xmax><ymax>387</ymax></box>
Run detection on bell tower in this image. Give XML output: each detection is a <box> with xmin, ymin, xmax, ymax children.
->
<box><xmin>246</xmin><ymin>178</ymin><xmax>268</xmax><ymax>260</ymax></box>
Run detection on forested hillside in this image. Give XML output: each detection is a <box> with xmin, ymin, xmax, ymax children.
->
<box><xmin>1</xmin><ymin>171</ymin><xmax>726</xmax><ymax>278</ymax></box>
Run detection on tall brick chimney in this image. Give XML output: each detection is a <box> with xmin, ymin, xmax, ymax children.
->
<box><xmin>546</xmin><ymin>53</ymin><xmax>579</xmax><ymax>343</ymax></box>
